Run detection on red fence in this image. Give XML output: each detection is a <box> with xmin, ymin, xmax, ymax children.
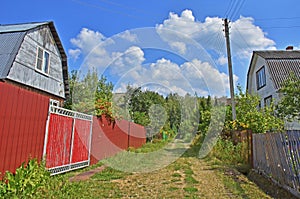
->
<box><xmin>90</xmin><ymin>116</ymin><xmax>146</xmax><ymax>165</ymax></box>
<box><xmin>43</xmin><ymin>105</ymin><xmax>93</xmax><ymax>175</ymax></box>
<box><xmin>0</xmin><ymin>82</ymin><xmax>49</xmax><ymax>177</ymax></box>
<box><xmin>0</xmin><ymin>81</ymin><xmax>146</xmax><ymax>176</ymax></box>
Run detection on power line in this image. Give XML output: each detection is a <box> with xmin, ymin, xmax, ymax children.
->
<box><xmin>255</xmin><ymin>16</ymin><xmax>300</xmax><ymax>21</ymax></box>
<box><xmin>229</xmin><ymin>0</ymin><xmax>246</xmax><ymax>20</ymax></box>
<box><xmin>224</xmin><ymin>0</ymin><xmax>235</xmax><ymax>18</ymax></box>
<box><xmin>237</xmin><ymin>25</ymin><xmax>300</xmax><ymax>30</ymax></box>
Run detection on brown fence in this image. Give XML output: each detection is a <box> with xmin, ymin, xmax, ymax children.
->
<box><xmin>90</xmin><ymin>115</ymin><xmax>146</xmax><ymax>165</ymax></box>
<box><xmin>252</xmin><ymin>131</ymin><xmax>300</xmax><ymax>197</ymax></box>
<box><xmin>0</xmin><ymin>82</ymin><xmax>49</xmax><ymax>177</ymax></box>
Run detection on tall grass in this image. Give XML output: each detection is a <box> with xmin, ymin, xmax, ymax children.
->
<box><xmin>209</xmin><ymin>138</ymin><xmax>248</xmax><ymax>165</ymax></box>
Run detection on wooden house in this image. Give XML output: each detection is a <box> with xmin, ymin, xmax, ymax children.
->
<box><xmin>0</xmin><ymin>21</ymin><xmax>69</xmax><ymax>103</ymax></box>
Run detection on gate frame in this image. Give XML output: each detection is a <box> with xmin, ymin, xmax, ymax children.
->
<box><xmin>43</xmin><ymin>100</ymin><xmax>93</xmax><ymax>175</ymax></box>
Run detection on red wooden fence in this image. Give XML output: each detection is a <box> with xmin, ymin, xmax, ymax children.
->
<box><xmin>0</xmin><ymin>82</ymin><xmax>49</xmax><ymax>177</ymax></box>
<box><xmin>90</xmin><ymin>116</ymin><xmax>146</xmax><ymax>165</ymax></box>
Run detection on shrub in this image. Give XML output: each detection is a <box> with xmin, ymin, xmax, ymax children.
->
<box><xmin>0</xmin><ymin>159</ymin><xmax>50</xmax><ymax>198</ymax></box>
<box><xmin>210</xmin><ymin>138</ymin><xmax>247</xmax><ymax>165</ymax></box>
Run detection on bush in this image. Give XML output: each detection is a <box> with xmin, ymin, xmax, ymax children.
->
<box><xmin>210</xmin><ymin>138</ymin><xmax>247</xmax><ymax>165</ymax></box>
<box><xmin>0</xmin><ymin>159</ymin><xmax>51</xmax><ymax>198</ymax></box>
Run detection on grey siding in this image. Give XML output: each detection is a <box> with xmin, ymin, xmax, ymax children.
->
<box><xmin>7</xmin><ymin>26</ymin><xmax>65</xmax><ymax>98</ymax></box>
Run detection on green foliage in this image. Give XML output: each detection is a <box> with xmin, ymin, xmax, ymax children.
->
<box><xmin>64</xmin><ymin>71</ymin><xmax>115</xmax><ymax>120</ymax></box>
<box><xmin>210</xmin><ymin>138</ymin><xmax>246</xmax><ymax>165</ymax></box>
<box><xmin>276</xmin><ymin>72</ymin><xmax>300</xmax><ymax>121</ymax></box>
<box><xmin>0</xmin><ymin>159</ymin><xmax>50</xmax><ymax>198</ymax></box>
<box><xmin>71</xmin><ymin>70</ymin><xmax>98</xmax><ymax>114</ymax></box>
<box><xmin>94</xmin><ymin>75</ymin><xmax>114</xmax><ymax>119</ymax></box>
<box><xmin>225</xmin><ymin>86</ymin><xmax>283</xmax><ymax>133</ymax></box>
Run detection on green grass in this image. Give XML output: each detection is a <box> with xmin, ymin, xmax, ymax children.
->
<box><xmin>183</xmin><ymin>187</ymin><xmax>198</xmax><ymax>193</ymax></box>
<box><xmin>92</xmin><ymin>167</ymin><xmax>128</xmax><ymax>181</ymax></box>
<box><xmin>2</xmin><ymin>137</ymin><xmax>272</xmax><ymax>198</ymax></box>
<box><xmin>172</xmin><ymin>173</ymin><xmax>181</xmax><ymax>177</ymax></box>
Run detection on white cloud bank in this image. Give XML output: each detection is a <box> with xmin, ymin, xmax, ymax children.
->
<box><xmin>68</xmin><ymin>9</ymin><xmax>276</xmax><ymax>96</ymax></box>
<box><xmin>156</xmin><ymin>9</ymin><xmax>276</xmax><ymax>61</ymax></box>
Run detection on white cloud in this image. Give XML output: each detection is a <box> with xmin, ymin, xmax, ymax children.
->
<box><xmin>110</xmin><ymin>46</ymin><xmax>145</xmax><ymax>76</ymax></box>
<box><xmin>113</xmin><ymin>57</ymin><xmax>233</xmax><ymax>97</ymax></box>
<box><xmin>70</xmin><ymin>28</ymin><xmax>106</xmax><ymax>55</ymax></box>
<box><xmin>231</xmin><ymin>16</ymin><xmax>276</xmax><ymax>58</ymax></box>
<box><xmin>68</xmin><ymin>49</ymin><xmax>81</xmax><ymax>60</ymax></box>
<box><xmin>216</xmin><ymin>55</ymin><xmax>228</xmax><ymax>65</ymax></box>
<box><xmin>69</xmin><ymin>28</ymin><xmax>116</xmax><ymax>72</ymax></box>
<box><xmin>118</xmin><ymin>30</ymin><xmax>138</xmax><ymax>42</ymax></box>
<box><xmin>156</xmin><ymin>10</ymin><xmax>276</xmax><ymax>60</ymax></box>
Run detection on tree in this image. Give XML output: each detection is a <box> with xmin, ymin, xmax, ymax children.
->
<box><xmin>94</xmin><ymin>75</ymin><xmax>114</xmax><ymax>119</ymax></box>
<box><xmin>71</xmin><ymin>70</ymin><xmax>98</xmax><ymax>114</ymax></box>
<box><xmin>64</xmin><ymin>70</ymin><xmax>78</xmax><ymax>110</ymax></box>
<box><xmin>276</xmin><ymin>73</ymin><xmax>300</xmax><ymax>122</ymax></box>
<box><xmin>225</xmin><ymin>86</ymin><xmax>283</xmax><ymax>133</ymax></box>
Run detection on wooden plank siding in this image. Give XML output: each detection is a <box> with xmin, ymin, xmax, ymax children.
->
<box><xmin>0</xmin><ymin>82</ymin><xmax>49</xmax><ymax>177</ymax></box>
<box><xmin>253</xmin><ymin>131</ymin><xmax>300</xmax><ymax>197</ymax></box>
<box><xmin>7</xmin><ymin>25</ymin><xmax>65</xmax><ymax>99</ymax></box>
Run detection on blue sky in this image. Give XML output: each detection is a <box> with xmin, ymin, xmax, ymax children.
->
<box><xmin>1</xmin><ymin>0</ymin><xmax>300</xmax><ymax>96</ymax></box>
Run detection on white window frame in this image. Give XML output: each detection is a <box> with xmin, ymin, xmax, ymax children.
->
<box><xmin>35</xmin><ymin>46</ymin><xmax>50</xmax><ymax>75</ymax></box>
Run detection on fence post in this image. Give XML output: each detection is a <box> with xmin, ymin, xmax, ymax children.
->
<box><xmin>247</xmin><ymin>130</ymin><xmax>254</xmax><ymax>168</ymax></box>
<box><xmin>42</xmin><ymin>102</ymin><xmax>51</xmax><ymax>161</ymax></box>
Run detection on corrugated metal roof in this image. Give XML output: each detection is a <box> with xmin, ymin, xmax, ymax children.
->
<box><xmin>254</xmin><ymin>50</ymin><xmax>300</xmax><ymax>59</ymax></box>
<box><xmin>0</xmin><ymin>32</ymin><xmax>26</xmax><ymax>79</ymax></box>
<box><xmin>267</xmin><ymin>59</ymin><xmax>300</xmax><ymax>89</ymax></box>
<box><xmin>0</xmin><ymin>22</ymin><xmax>48</xmax><ymax>33</ymax></box>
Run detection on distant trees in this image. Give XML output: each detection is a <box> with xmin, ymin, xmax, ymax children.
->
<box><xmin>65</xmin><ymin>70</ymin><xmax>287</xmax><ymax>144</ymax></box>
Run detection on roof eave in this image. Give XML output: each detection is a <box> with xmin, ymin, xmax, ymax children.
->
<box><xmin>47</xmin><ymin>22</ymin><xmax>70</xmax><ymax>99</ymax></box>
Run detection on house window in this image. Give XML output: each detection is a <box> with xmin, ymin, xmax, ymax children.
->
<box><xmin>264</xmin><ymin>95</ymin><xmax>272</xmax><ymax>107</ymax></box>
<box><xmin>256</xmin><ymin>66</ymin><xmax>266</xmax><ymax>90</ymax></box>
<box><xmin>36</xmin><ymin>47</ymin><xmax>50</xmax><ymax>74</ymax></box>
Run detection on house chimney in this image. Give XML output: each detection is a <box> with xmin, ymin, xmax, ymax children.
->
<box><xmin>286</xmin><ymin>46</ymin><xmax>293</xmax><ymax>51</ymax></box>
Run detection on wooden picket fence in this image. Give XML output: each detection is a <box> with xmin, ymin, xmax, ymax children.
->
<box><xmin>252</xmin><ymin>130</ymin><xmax>300</xmax><ymax>197</ymax></box>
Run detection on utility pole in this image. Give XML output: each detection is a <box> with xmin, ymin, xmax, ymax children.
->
<box><xmin>224</xmin><ymin>18</ymin><xmax>236</xmax><ymax>120</ymax></box>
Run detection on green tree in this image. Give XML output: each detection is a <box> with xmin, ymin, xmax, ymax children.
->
<box><xmin>225</xmin><ymin>86</ymin><xmax>283</xmax><ymax>133</ymax></box>
<box><xmin>94</xmin><ymin>75</ymin><xmax>114</xmax><ymax>118</ymax></box>
<box><xmin>165</xmin><ymin>93</ymin><xmax>181</xmax><ymax>132</ymax></box>
<box><xmin>276</xmin><ymin>73</ymin><xmax>300</xmax><ymax>121</ymax></box>
<box><xmin>64</xmin><ymin>70</ymin><xmax>79</xmax><ymax>109</ymax></box>
<box><xmin>71</xmin><ymin>70</ymin><xmax>98</xmax><ymax>114</ymax></box>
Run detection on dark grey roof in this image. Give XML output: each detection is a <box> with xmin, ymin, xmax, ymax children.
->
<box><xmin>0</xmin><ymin>22</ymin><xmax>48</xmax><ymax>33</ymax></box>
<box><xmin>267</xmin><ymin>59</ymin><xmax>300</xmax><ymax>89</ymax></box>
<box><xmin>254</xmin><ymin>50</ymin><xmax>300</xmax><ymax>59</ymax></box>
<box><xmin>0</xmin><ymin>21</ymin><xmax>69</xmax><ymax>98</ymax></box>
<box><xmin>0</xmin><ymin>32</ymin><xmax>26</xmax><ymax>79</ymax></box>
